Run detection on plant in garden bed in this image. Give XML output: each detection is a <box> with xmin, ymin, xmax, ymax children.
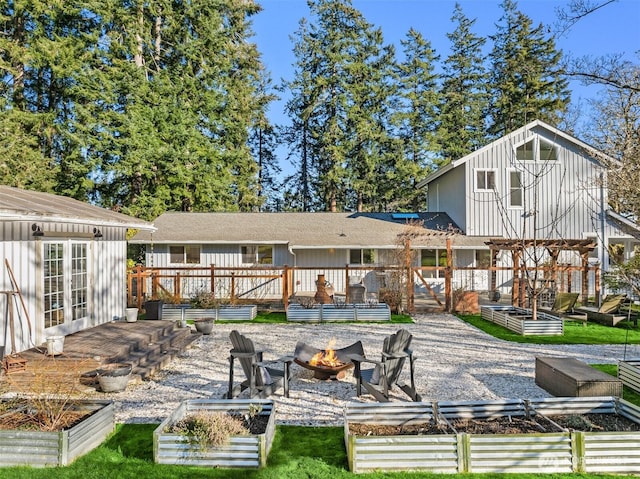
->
<box><xmin>167</xmin><ymin>404</ymin><xmax>267</xmax><ymax>450</ymax></box>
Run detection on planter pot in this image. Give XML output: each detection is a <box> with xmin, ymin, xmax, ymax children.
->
<box><xmin>125</xmin><ymin>307</ymin><xmax>138</xmax><ymax>322</ymax></box>
<box><xmin>144</xmin><ymin>300</ymin><xmax>164</xmax><ymax>320</ymax></box>
<box><xmin>453</xmin><ymin>291</ymin><xmax>479</xmax><ymax>314</ymax></box>
<box><xmin>0</xmin><ymin>399</ymin><xmax>114</xmax><ymax>467</ymax></box>
<box><xmin>46</xmin><ymin>335</ymin><xmax>65</xmax><ymax>356</ymax></box>
<box><xmin>97</xmin><ymin>363</ymin><xmax>132</xmax><ymax>393</ymax></box>
<box><xmin>194</xmin><ymin>318</ymin><xmax>215</xmax><ymax>335</ymax></box>
<box><xmin>154</xmin><ymin>398</ymin><xmax>275</xmax><ymax>468</ymax></box>
<box><xmin>345</xmin><ymin>397</ymin><xmax>640</xmax><ymax>474</ymax></box>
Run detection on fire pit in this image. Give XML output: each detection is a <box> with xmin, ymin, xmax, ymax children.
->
<box><xmin>294</xmin><ymin>339</ymin><xmax>364</xmax><ymax>380</ymax></box>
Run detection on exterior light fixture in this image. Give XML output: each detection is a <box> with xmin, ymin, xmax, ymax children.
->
<box><xmin>93</xmin><ymin>228</ymin><xmax>103</xmax><ymax>238</ymax></box>
<box><xmin>32</xmin><ymin>224</ymin><xmax>44</xmax><ymax>237</ymax></box>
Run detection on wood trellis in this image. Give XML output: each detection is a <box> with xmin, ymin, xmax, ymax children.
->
<box><xmin>485</xmin><ymin>238</ymin><xmax>599</xmax><ymax>308</ymax></box>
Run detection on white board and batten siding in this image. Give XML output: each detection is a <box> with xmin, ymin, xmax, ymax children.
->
<box><xmin>0</xmin><ymin>221</ymin><xmax>128</xmax><ymax>352</ymax></box>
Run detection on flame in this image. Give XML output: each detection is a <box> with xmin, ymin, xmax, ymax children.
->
<box><xmin>309</xmin><ymin>337</ymin><xmax>345</xmax><ymax>368</ymax></box>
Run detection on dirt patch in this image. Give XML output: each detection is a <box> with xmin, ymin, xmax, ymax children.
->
<box><xmin>350</xmin><ymin>413</ymin><xmax>640</xmax><ymax>436</ymax></box>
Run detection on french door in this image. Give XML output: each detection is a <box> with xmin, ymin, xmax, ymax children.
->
<box><xmin>43</xmin><ymin>241</ymin><xmax>90</xmax><ymax>334</ymax></box>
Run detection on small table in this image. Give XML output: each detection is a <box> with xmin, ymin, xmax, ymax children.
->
<box><xmin>535</xmin><ymin>356</ymin><xmax>623</xmax><ymax>397</ymax></box>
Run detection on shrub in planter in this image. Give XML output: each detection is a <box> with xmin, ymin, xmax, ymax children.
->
<box><xmin>155</xmin><ymin>399</ymin><xmax>275</xmax><ymax>468</ymax></box>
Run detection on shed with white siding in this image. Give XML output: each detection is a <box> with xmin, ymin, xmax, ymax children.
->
<box><xmin>0</xmin><ymin>186</ymin><xmax>153</xmax><ymax>355</ymax></box>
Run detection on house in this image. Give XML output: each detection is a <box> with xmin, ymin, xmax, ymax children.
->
<box><xmin>418</xmin><ymin>120</ymin><xmax>640</xmax><ymax>295</ymax></box>
<box><xmin>0</xmin><ymin>186</ymin><xmax>154</xmax><ymax>355</ymax></box>
<box><xmin>129</xmin><ymin>211</ymin><xmax>488</xmax><ymax>300</ymax></box>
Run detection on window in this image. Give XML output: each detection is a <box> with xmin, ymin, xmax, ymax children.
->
<box><xmin>539</xmin><ymin>139</ymin><xmax>558</xmax><ymax>161</ymax></box>
<box><xmin>241</xmin><ymin>245</ymin><xmax>273</xmax><ymax>264</ymax></box>
<box><xmin>475</xmin><ymin>249</ymin><xmax>492</xmax><ymax>268</ymax></box>
<box><xmin>516</xmin><ymin>140</ymin><xmax>535</xmax><ymax>161</ymax></box>
<box><xmin>516</xmin><ymin>138</ymin><xmax>558</xmax><ymax>162</ymax></box>
<box><xmin>350</xmin><ymin>249</ymin><xmax>375</xmax><ymax>264</ymax></box>
<box><xmin>169</xmin><ymin>245</ymin><xmax>200</xmax><ymax>264</ymax></box>
<box><xmin>475</xmin><ymin>169</ymin><xmax>496</xmax><ymax>191</ymax></box>
<box><xmin>509</xmin><ymin>171</ymin><xmax>523</xmax><ymax>207</ymax></box>
<box><xmin>421</xmin><ymin>249</ymin><xmax>448</xmax><ymax>278</ymax></box>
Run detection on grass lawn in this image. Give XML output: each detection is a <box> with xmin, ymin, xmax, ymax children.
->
<box><xmin>458</xmin><ymin>313</ymin><xmax>640</xmax><ymax>344</ymax></box>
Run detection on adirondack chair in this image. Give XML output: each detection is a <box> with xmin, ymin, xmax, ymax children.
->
<box><xmin>349</xmin><ymin>329</ymin><xmax>421</xmax><ymax>402</ymax></box>
<box><xmin>227</xmin><ymin>330</ymin><xmax>292</xmax><ymax>399</ymax></box>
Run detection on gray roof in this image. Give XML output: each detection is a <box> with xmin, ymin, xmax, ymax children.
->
<box><xmin>0</xmin><ymin>186</ymin><xmax>153</xmax><ymax>230</ymax></box>
<box><xmin>131</xmin><ymin>211</ymin><xmax>490</xmax><ymax>248</ymax></box>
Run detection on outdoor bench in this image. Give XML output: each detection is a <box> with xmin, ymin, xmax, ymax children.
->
<box><xmin>535</xmin><ymin>356</ymin><xmax>623</xmax><ymax>397</ymax></box>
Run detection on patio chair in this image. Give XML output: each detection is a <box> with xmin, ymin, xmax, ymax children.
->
<box><xmin>349</xmin><ymin>329</ymin><xmax>421</xmax><ymax>402</ymax></box>
<box><xmin>539</xmin><ymin>292</ymin><xmax>586</xmax><ymax>325</ymax></box>
<box><xmin>227</xmin><ymin>330</ymin><xmax>292</xmax><ymax>399</ymax></box>
<box><xmin>575</xmin><ymin>294</ymin><xmax>628</xmax><ymax>327</ymax></box>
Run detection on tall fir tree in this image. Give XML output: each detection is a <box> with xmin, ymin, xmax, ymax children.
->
<box><xmin>439</xmin><ymin>3</ymin><xmax>489</xmax><ymax>164</ymax></box>
<box><xmin>488</xmin><ymin>0</ymin><xmax>570</xmax><ymax>136</ymax></box>
<box><xmin>284</xmin><ymin>0</ymin><xmax>396</xmax><ymax>212</ymax></box>
<box><xmin>392</xmin><ymin>28</ymin><xmax>440</xmax><ymax>210</ymax></box>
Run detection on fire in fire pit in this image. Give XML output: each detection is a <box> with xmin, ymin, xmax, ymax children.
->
<box><xmin>294</xmin><ymin>339</ymin><xmax>364</xmax><ymax>380</ymax></box>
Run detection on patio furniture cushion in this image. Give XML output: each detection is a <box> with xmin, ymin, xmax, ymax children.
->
<box><xmin>598</xmin><ymin>294</ymin><xmax>626</xmax><ymax>314</ymax></box>
<box><xmin>550</xmin><ymin>292</ymin><xmax>579</xmax><ymax>314</ymax></box>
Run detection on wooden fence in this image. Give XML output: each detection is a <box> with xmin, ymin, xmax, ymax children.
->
<box><xmin>127</xmin><ymin>262</ymin><xmax>600</xmax><ymax>313</ymax></box>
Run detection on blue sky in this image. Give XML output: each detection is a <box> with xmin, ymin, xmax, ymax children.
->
<box><xmin>253</xmin><ymin>0</ymin><xmax>638</xmax><ymax>114</ymax></box>
<box><xmin>251</xmin><ymin>0</ymin><xmax>639</xmax><ymax>173</ymax></box>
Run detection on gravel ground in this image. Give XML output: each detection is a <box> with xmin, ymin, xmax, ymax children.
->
<box><xmin>87</xmin><ymin>314</ymin><xmax>636</xmax><ymax>425</ymax></box>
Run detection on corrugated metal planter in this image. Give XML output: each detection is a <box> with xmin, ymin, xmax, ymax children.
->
<box><xmin>345</xmin><ymin>397</ymin><xmax>640</xmax><ymax>474</ymax></box>
<box><xmin>481</xmin><ymin>305</ymin><xmax>564</xmax><ymax>335</ymax></box>
<box><xmin>354</xmin><ymin>303</ymin><xmax>390</xmax><ymax>321</ymax></box>
<box><xmin>619</xmin><ymin>359</ymin><xmax>640</xmax><ymax>393</ymax></box>
<box><xmin>286</xmin><ymin>304</ymin><xmax>321</xmax><ymax>322</ymax></box>
<box><xmin>0</xmin><ymin>399</ymin><xmax>115</xmax><ymax>467</ymax></box>
<box><xmin>319</xmin><ymin>304</ymin><xmax>356</xmax><ymax>321</ymax></box>
<box><xmin>162</xmin><ymin>305</ymin><xmax>257</xmax><ymax>321</ymax></box>
<box><xmin>154</xmin><ymin>399</ymin><xmax>275</xmax><ymax>468</ymax></box>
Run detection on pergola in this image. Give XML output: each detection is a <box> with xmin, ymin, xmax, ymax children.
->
<box><xmin>485</xmin><ymin>238</ymin><xmax>599</xmax><ymax>307</ymax></box>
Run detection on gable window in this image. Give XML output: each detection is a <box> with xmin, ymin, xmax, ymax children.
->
<box><xmin>350</xmin><ymin>249</ymin><xmax>375</xmax><ymax>265</ymax></box>
<box><xmin>539</xmin><ymin>139</ymin><xmax>558</xmax><ymax>161</ymax></box>
<box><xmin>516</xmin><ymin>140</ymin><xmax>535</xmax><ymax>161</ymax></box>
<box><xmin>170</xmin><ymin>245</ymin><xmax>200</xmax><ymax>264</ymax></box>
<box><xmin>241</xmin><ymin>245</ymin><xmax>273</xmax><ymax>264</ymax></box>
<box><xmin>516</xmin><ymin>138</ymin><xmax>558</xmax><ymax>162</ymax></box>
<box><xmin>421</xmin><ymin>249</ymin><xmax>447</xmax><ymax>278</ymax></box>
<box><xmin>509</xmin><ymin>170</ymin><xmax>523</xmax><ymax>207</ymax></box>
<box><xmin>475</xmin><ymin>169</ymin><xmax>496</xmax><ymax>191</ymax></box>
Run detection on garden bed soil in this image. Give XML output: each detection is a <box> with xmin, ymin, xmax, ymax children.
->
<box><xmin>350</xmin><ymin>413</ymin><xmax>640</xmax><ymax>436</ymax></box>
<box><xmin>233</xmin><ymin>412</ymin><xmax>269</xmax><ymax>434</ymax></box>
<box><xmin>0</xmin><ymin>399</ymin><xmax>94</xmax><ymax>431</ymax></box>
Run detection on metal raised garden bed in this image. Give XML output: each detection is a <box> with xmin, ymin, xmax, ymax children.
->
<box><xmin>481</xmin><ymin>305</ymin><xmax>564</xmax><ymax>335</ymax></box>
<box><xmin>154</xmin><ymin>398</ymin><xmax>275</xmax><ymax>468</ymax></box>
<box><xmin>345</xmin><ymin>396</ymin><xmax>640</xmax><ymax>474</ymax></box>
<box><xmin>0</xmin><ymin>399</ymin><xmax>115</xmax><ymax>467</ymax></box>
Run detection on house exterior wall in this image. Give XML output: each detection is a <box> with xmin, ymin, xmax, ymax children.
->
<box><xmin>0</xmin><ymin>222</ymin><xmax>128</xmax><ymax>354</ymax></box>
<box><xmin>427</xmin><ymin>166</ymin><xmax>466</xmax><ymax>232</ymax></box>
<box><xmin>462</xmin><ymin>126</ymin><xmax>602</xmax><ymax>238</ymax></box>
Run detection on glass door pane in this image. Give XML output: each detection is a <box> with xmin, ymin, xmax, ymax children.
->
<box><xmin>44</xmin><ymin>243</ymin><xmax>64</xmax><ymax>328</ymax></box>
<box><xmin>71</xmin><ymin>243</ymin><xmax>88</xmax><ymax>320</ymax></box>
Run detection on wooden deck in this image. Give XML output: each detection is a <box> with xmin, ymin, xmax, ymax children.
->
<box><xmin>1</xmin><ymin>320</ymin><xmax>199</xmax><ymax>395</ymax></box>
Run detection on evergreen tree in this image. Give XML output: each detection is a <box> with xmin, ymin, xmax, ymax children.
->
<box><xmin>249</xmin><ymin>70</ymin><xmax>282</xmax><ymax>211</ymax></box>
<box><xmin>77</xmin><ymin>0</ymin><xmax>265</xmax><ymax>219</ymax></box>
<box><xmin>0</xmin><ymin>1</ymin><xmax>99</xmax><ymax>196</ymax></box>
<box><xmin>488</xmin><ymin>0</ymin><xmax>570</xmax><ymax>136</ymax></box>
<box><xmin>392</xmin><ymin>28</ymin><xmax>439</xmax><ymax>210</ymax></box>
<box><xmin>439</xmin><ymin>3</ymin><xmax>489</xmax><ymax>163</ymax></box>
<box><xmin>284</xmin><ymin>0</ymin><xmax>396</xmax><ymax>212</ymax></box>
